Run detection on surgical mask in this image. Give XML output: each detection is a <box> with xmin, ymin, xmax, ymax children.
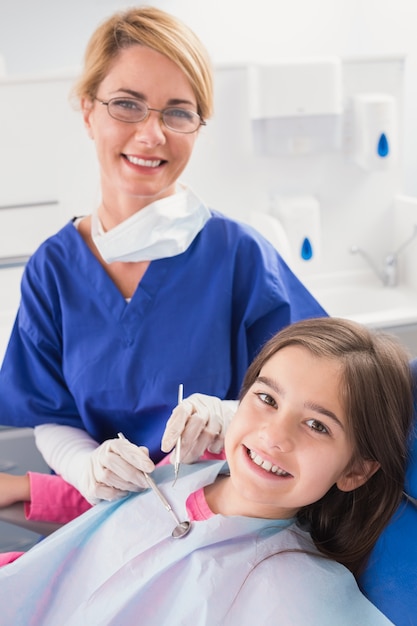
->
<box><xmin>91</xmin><ymin>186</ymin><xmax>211</xmax><ymax>264</ymax></box>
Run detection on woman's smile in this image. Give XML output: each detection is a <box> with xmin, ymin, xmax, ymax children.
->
<box><xmin>124</xmin><ymin>155</ymin><xmax>165</xmax><ymax>169</ymax></box>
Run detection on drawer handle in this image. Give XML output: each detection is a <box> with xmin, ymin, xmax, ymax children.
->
<box><xmin>0</xmin><ymin>200</ymin><xmax>58</xmax><ymax>211</ymax></box>
<box><xmin>0</xmin><ymin>255</ymin><xmax>30</xmax><ymax>269</ymax></box>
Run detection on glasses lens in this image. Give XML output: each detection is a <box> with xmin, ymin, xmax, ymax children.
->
<box><xmin>108</xmin><ymin>98</ymin><xmax>147</xmax><ymax>123</ymax></box>
<box><xmin>163</xmin><ymin>108</ymin><xmax>200</xmax><ymax>133</ymax></box>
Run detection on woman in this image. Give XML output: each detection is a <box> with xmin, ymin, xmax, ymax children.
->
<box><xmin>0</xmin><ymin>7</ymin><xmax>325</xmax><ymax>505</ymax></box>
<box><xmin>0</xmin><ymin>318</ymin><xmax>411</xmax><ymax>625</ymax></box>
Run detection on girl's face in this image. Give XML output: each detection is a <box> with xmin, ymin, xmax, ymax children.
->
<box><xmin>223</xmin><ymin>345</ymin><xmax>374</xmax><ymax>520</ymax></box>
<box><xmin>81</xmin><ymin>45</ymin><xmax>199</xmax><ymax>224</ymax></box>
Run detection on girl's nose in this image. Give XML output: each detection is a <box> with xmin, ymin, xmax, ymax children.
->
<box><xmin>259</xmin><ymin>413</ymin><xmax>296</xmax><ymax>452</ymax></box>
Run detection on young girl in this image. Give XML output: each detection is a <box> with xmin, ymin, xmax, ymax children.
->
<box><xmin>0</xmin><ymin>318</ymin><xmax>412</xmax><ymax>625</ymax></box>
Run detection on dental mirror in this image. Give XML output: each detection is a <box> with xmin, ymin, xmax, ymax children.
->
<box><xmin>118</xmin><ymin>432</ymin><xmax>192</xmax><ymax>539</ymax></box>
<box><xmin>143</xmin><ymin>472</ymin><xmax>192</xmax><ymax>539</ymax></box>
<box><xmin>171</xmin><ymin>519</ymin><xmax>191</xmax><ymax>539</ymax></box>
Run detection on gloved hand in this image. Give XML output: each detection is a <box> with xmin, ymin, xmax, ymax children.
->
<box><xmin>34</xmin><ymin>424</ymin><xmax>155</xmax><ymax>505</ymax></box>
<box><xmin>161</xmin><ymin>394</ymin><xmax>238</xmax><ymax>463</ymax></box>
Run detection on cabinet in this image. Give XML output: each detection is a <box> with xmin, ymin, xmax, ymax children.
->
<box><xmin>0</xmin><ymin>73</ymin><xmax>99</xmax><ymax>361</ymax></box>
<box><xmin>0</xmin><ymin>73</ymin><xmax>98</xmax><ymax>215</ymax></box>
<box><xmin>0</xmin><ymin>73</ymin><xmax>98</xmax><ymax>550</ymax></box>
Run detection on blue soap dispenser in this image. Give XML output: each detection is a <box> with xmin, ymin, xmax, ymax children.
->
<box><xmin>352</xmin><ymin>93</ymin><xmax>397</xmax><ymax>170</ymax></box>
<box><xmin>273</xmin><ymin>195</ymin><xmax>321</xmax><ymax>274</ymax></box>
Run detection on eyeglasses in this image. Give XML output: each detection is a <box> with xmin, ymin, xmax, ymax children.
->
<box><xmin>95</xmin><ymin>97</ymin><xmax>206</xmax><ymax>134</ymax></box>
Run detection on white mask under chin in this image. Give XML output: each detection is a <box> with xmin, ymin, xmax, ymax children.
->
<box><xmin>91</xmin><ymin>186</ymin><xmax>211</xmax><ymax>264</ymax></box>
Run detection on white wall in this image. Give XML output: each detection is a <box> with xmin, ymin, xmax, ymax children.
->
<box><xmin>1</xmin><ymin>0</ymin><xmax>417</xmax><ymax>358</ymax></box>
<box><xmin>1</xmin><ymin>0</ymin><xmax>417</xmax><ymax>196</ymax></box>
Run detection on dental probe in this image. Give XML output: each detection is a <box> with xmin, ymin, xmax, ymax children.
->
<box><xmin>173</xmin><ymin>383</ymin><xmax>184</xmax><ymax>487</ymax></box>
<box><xmin>117</xmin><ymin>432</ymin><xmax>191</xmax><ymax>539</ymax></box>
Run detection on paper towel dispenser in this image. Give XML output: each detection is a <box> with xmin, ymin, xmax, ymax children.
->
<box><xmin>248</xmin><ymin>58</ymin><xmax>343</xmax><ymax>156</ymax></box>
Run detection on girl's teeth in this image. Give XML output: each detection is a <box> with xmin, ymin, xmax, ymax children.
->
<box><xmin>249</xmin><ymin>450</ymin><xmax>289</xmax><ymax>476</ymax></box>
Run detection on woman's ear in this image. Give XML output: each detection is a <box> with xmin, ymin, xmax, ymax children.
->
<box><xmin>337</xmin><ymin>459</ymin><xmax>380</xmax><ymax>492</ymax></box>
<box><xmin>81</xmin><ymin>97</ymin><xmax>95</xmax><ymax>139</ymax></box>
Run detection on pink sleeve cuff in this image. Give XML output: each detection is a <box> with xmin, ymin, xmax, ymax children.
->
<box><xmin>24</xmin><ymin>472</ymin><xmax>92</xmax><ymax>524</ymax></box>
<box><xmin>0</xmin><ymin>552</ymin><xmax>24</xmax><ymax>567</ymax></box>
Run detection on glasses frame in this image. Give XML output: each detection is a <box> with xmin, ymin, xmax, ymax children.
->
<box><xmin>95</xmin><ymin>97</ymin><xmax>206</xmax><ymax>134</ymax></box>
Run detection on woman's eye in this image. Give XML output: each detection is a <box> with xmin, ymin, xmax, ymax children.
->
<box><xmin>306</xmin><ymin>419</ymin><xmax>329</xmax><ymax>435</ymax></box>
<box><xmin>165</xmin><ymin>108</ymin><xmax>194</xmax><ymax>120</ymax></box>
<box><xmin>114</xmin><ymin>98</ymin><xmax>143</xmax><ymax>111</ymax></box>
<box><xmin>256</xmin><ymin>392</ymin><xmax>277</xmax><ymax>408</ymax></box>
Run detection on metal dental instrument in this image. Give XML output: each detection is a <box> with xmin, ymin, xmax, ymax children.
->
<box><xmin>173</xmin><ymin>383</ymin><xmax>184</xmax><ymax>487</ymax></box>
<box><xmin>117</xmin><ymin>432</ymin><xmax>191</xmax><ymax>539</ymax></box>
<box><xmin>145</xmin><ymin>473</ymin><xmax>191</xmax><ymax>538</ymax></box>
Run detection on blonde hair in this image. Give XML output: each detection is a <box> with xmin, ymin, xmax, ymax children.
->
<box><xmin>72</xmin><ymin>6</ymin><xmax>213</xmax><ymax>120</ymax></box>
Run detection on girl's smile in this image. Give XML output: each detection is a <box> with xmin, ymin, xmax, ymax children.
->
<box><xmin>206</xmin><ymin>345</ymin><xmax>371</xmax><ymax>520</ymax></box>
<box><xmin>246</xmin><ymin>446</ymin><xmax>292</xmax><ymax>477</ymax></box>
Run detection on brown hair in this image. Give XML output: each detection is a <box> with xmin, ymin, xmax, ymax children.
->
<box><xmin>240</xmin><ymin>317</ymin><xmax>414</xmax><ymax>576</ymax></box>
<box><xmin>72</xmin><ymin>6</ymin><xmax>213</xmax><ymax>120</ymax></box>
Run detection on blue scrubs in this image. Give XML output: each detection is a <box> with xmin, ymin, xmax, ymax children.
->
<box><xmin>0</xmin><ymin>210</ymin><xmax>326</xmax><ymax>461</ymax></box>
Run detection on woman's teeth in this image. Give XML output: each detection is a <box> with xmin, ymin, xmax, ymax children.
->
<box><xmin>248</xmin><ymin>449</ymin><xmax>289</xmax><ymax>476</ymax></box>
<box><xmin>127</xmin><ymin>156</ymin><xmax>161</xmax><ymax>167</ymax></box>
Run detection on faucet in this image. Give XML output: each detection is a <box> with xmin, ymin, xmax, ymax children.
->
<box><xmin>350</xmin><ymin>224</ymin><xmax>417</xmax><ymax>288</ymax></box>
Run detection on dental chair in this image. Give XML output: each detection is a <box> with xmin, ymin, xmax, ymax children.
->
<box><xmin>0</xmin><ymin>503</ymin><xmax>62</xmax><ymax>536</ymax></box>
<box><xmin>359</xmin><ymin>358</ymin><xmax>417</xmax><ymax>626</ymax></box>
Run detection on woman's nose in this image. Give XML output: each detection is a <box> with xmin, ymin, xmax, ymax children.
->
<box><xmin>134</xmin><ymin>111</ymin><xmax>166</xmax><ymax>144</ymax></box>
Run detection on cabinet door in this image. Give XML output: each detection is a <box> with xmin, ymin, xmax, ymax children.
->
<box><xmin>0</xmin><ymin>75</ymin><xmax>98</xmax><ymax>222</ymax></box>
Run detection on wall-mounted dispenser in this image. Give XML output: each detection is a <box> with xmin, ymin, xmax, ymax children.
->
<box><xmin>351</xmin><ymin>93</ymin><xmax>398</xmax><ymax>170</ymax></box>
<box><xmin>248</xmin><ymin>58</ymin><xmax>343</xmax><ymax>156</ymax></box>
<box><xmin>271</xmin><ymin>194</ymin><xmax>321</xmax><ymax>274</ymax></box>
<box><xmin>247</xmin><ymin>210</ymin><xmax>294</xmax><ymax>269</ymax></box>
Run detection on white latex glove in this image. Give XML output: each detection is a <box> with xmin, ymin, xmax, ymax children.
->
<box><xmin>34</xmin><ymin>424</ymin><xmax>155</xmax><ymax>505</ymax></box>
<box><xmin>161</xmin><ymin>394</ymin><xmax>238</xmax><ymax>463</ymax></box>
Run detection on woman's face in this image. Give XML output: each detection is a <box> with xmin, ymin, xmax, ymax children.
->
<box><xmin>223</xmin><ymin>345</ymin><xmax>376</xmax><ymax>520</ymax></box>
<box><xmin>82</xmin><ymin>45</ymin><xmax>199</xmax><ymax>220</ymax></box>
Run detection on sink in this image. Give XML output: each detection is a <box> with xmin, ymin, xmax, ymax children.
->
<box><xmin>303</xmin><ymin>272</ymin><xmax>417</xmax><ymax>328</ymax></box>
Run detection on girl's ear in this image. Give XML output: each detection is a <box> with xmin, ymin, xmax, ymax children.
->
<box><xmin>81</xmin><ymin>98</ymin><xmax>95</xmax><ymax>139</ymax></box>
<box><xmin>336</xmin><ymin>459</ymin><xmax>380</xmax><ymax>492</ymax></box>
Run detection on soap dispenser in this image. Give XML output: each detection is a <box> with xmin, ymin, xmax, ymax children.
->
<box><xmin>351</xmin><ymin>93</ymin><xmax>398</xmax><ymax>170</ymax></box>
<box><xmin>272</xmin><ymin>195</ymin><xmax>321</xmax><ymax>273</ymax></box>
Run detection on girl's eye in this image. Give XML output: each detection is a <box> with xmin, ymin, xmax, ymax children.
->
<box><xmin>256</xmin><ymin>392</ymin><xmax>277</xmax><ymax>408</ymax></box>
<box><xmin>306</xmin><ymin>419</ymin><xmax>329</xmax><ymax>435</ymax></box>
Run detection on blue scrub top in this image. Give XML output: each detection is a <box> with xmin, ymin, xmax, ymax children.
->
<box><xmin>0</xmin><ymin>210</ymin><xmax>326</xmax><ymax>461</ymax></box>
